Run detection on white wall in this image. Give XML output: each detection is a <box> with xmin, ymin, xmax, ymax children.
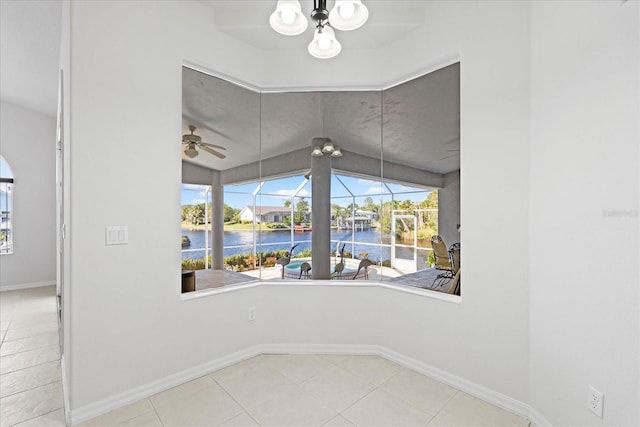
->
<box><xmin>66</xmin><ymin>0</ymin><xmax>530</xmax><ymax>415</ymax></box>
<box><xmin>0</xmin><ymin>101</ymin><xmax>56</xmax><ymax>289</ymax></box>
<box><xmin>64</xmin><ymin>1</ymin><xmax>639</xmax><ymax>426</ymax></box>
<box><xmin>529</xmin><ymin>2</ymin><xmax>639</xmax><ymax>426</ymax></box>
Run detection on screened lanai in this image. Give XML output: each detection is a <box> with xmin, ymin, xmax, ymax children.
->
<box><xmin>181</xmin><ymin>168</ymin><xmax>459</xmax><ymax>291</ymax></box>
<box><xmin>180</xmin><ymin>61</ymin><xmax>460</xmax><ymax>294</ymax></box>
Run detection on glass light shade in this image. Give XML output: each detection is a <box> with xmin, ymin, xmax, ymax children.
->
<box><xmin>308</xmin><ymin>26</ymin><xmax>341</xmax><ymax>59</ymax></box>
<box><xmin>311</xmin><ymin>146</ymin><xmax>324</xmax><ymax>156</ymax></box>
<box><xmin>184</xmin><ymin>146</ymin><xmax>199</xmax><ymax>158</ymax></box>
<box><xmin>328</xmin><ymin>1</ymin><xmax>368</xmax><ymax>31</ymax></box>
<box><xmin>331</xmin><ymin>148</ymin><xmax>342</xmax><ymax>157</ymax></box>
<box><xmin>322</xmin><ymin>141</ymin><xmax>335</xmax><ymax>153</ymax></box>
<box><xmin>270</xmin><ymin>0</ymin><xmax>308</xmax><ymax>36</ymax></box>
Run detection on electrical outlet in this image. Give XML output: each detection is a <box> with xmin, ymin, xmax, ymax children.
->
<box><xmin>248</xmin><ymin>306</ymin><xmax>256</xmax><ymax>322</ymax></box>
<box><xmin>588</xmin><ymin>386</ymin><xmax>604</xmax><ymax>418</ymax></box>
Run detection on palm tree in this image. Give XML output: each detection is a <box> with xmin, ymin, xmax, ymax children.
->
<box><xmin>181</xmin><ymin>205</ymin><xmax>191</xmax><ymax>222</ymax></box>
<box><xmin>332</xmin><ymin>204</ymin><xmax>343</xmax><ymax>226</ymax></box>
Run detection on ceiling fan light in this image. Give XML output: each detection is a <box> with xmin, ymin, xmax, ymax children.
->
<box><xmin>321</xmin><ymin>141</ymin><xmax>335</xmax><ymax>153</ymax></box>
<box><xmin>270</xmin><ymin>0</ymin><xmax>308</xmax><ymax>36</ymax></box>
<box><xmin>311</xmin><ymin>146</ymin><xmax>324</xmax><ymax>156</ymax></box>
<box><xmin>331</xmin><ymin>148</ymin><xmax>342</xmax><ymax>157</ymax></box>
<box><xmin>308</xmin><ymin>26</ymin><xmax>341</xmax><ymax>59</ymax></box>
<box><xmin>184</xmin><ymin>146</ymin><xmax>199</xmax><ymax>158</ymax></box>
<box><xmin>329</xmin><ymin>1</ymin><xmax>368</xmax><ymax>31</ymax></box>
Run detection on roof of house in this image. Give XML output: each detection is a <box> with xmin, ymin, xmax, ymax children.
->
<box><xmin>242</xmin><ymin>206</ymin><xmax>292</xmax><ymax>215</ymax></box>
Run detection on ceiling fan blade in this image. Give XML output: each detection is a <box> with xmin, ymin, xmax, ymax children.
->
<box><xmin>199</xmin><ymin>142</ymin><xmax>226</xmax><ymax>150</ymax></box>
<box><xmin>198</xmin><ymin>143</ymin><xmax>226</xmax><ymax>159</ymax></box>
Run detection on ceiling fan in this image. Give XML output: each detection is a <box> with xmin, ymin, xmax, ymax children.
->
<box><xmin>182</xmin><ymin>125</ymin><xmax>226</xmax><ymax>159</ymax></box>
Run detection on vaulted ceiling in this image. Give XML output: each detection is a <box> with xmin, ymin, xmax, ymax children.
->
<box><xmin>1</xmin><ymin>0</ymin><xmax>459</xmax><ymax>179</ymax></box>
<box><xmin>182</xmin><ymin>63</ymin><xmax>460</xmax><ymax>175</ymax></box>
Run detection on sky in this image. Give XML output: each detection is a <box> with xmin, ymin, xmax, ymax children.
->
<box><xmin>182</xmin><ymin>174</ymin><xmax>433</xmax><ymax>209</ymax></box>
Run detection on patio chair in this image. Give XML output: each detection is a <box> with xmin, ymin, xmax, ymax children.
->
<box><xmin>448</xmin><ymin>269</ymin><xmax>461</xmax><ymax>295</ymax></box>
<box><xmin>449</xmin><ymin>242</ymin><xmax>461</xmax><ymax>273</ymax></box>
<box><xmin>431</xmin><ymin>235</ymin><xmax>455</xmax><ymax>288</ymax></box>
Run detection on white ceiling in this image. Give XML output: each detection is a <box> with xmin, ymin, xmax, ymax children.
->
<box><xmin>1</xmin><ymin>0</ymin><xmax>459</xmax><ymax>177</ymax></box>
<box><xmin>202</xmin><ymin>1</ymin><xmax>427</xmax><ymax>52</ymax></box>
<box><xmin>0</xmin><ymin>0</ymin><xmax>433</xmax><ymax>118</ymax></box>
<box><xmin>0</xmin><ymin>0</ymin><xmax>62</xmax><ymax>117</ymax></box>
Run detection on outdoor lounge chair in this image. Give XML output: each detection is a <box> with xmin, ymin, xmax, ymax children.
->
<box><xmin>448</xmin><ymin>269</ymin><xmax>461</xmax><ymax>295</ymax></box>
<box><xmin>431</xmin><ymin>235</ymin><xmax>455</xmax><ymax>288</ymax></box>
<box><xmin>449</xmin><ymin>242</ymin><xmax>460</xmax><ymax>273</ymax></box>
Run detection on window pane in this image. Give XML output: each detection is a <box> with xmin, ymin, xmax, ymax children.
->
<box><xmin>1</xmin><ymin>157</ymin><xmax>13</xmax><ymax>255</ymax></box>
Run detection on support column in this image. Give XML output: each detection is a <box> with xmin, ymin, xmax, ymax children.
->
<box><xmin>437</xmin><ymin>170</ymin><xmax>460</xmax><ymax>246</ymax></box>
<box><xmin>211</xmin><ymin>171</ymin><xmax>224</xmax><ymax>270</ymax></box>
<box><xmin>311</xmin><ymin>137</ymin><xmax>332</xmax><ymax>279</ymax></box>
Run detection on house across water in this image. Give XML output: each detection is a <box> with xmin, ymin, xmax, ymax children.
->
<box><xmin>238</xmin><ymin>205</ymin><xmax>291</xmax><ymax>223</ymax></box>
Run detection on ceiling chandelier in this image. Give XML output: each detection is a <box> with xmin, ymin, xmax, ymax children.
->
<box><xmin>269</xmin><ymin>0</ymin><xmax>369</xmax><ymax>59</ymax></box>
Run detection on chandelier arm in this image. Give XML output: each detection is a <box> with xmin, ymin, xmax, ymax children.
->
<box><xmin>311</xmin><ymin>0</ymin><xmax>329</xmax><ymax>24</ymax></box>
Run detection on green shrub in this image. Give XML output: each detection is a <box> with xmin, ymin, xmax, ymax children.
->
<box><xmin>293</xmin><ymin>248</ymin><xmax>312</xmax><ymax>258</ymax></box>
<box><xmin>181</xmin><ymin>257</ymin><xmax>210</xmax><ymax>270</ymax></box>
<box><xmin>224</xmin><ymin>253</ymin><xmax>248</xmax><ymax>269</ymax></box>
<box><xmin>265</xmin><ymin>222</ymin><xmax>289</xmax><ymax>229</ymax></box>
<box><xmin>427</xmin><ymin>251</ymin><xmax>436</xmax><ymax>267</ymax></box>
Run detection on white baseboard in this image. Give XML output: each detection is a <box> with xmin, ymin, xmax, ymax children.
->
<box><xmin>264</xmin><ymin>344</ymin><xmax>532</xmax><ymax>420</ymax></box>
<box><xmin>69</xmin><ymin>343</ymin><xmax>540</xmax><ymax>426</ymax></box>
<box><xmin>0</xmin><ymin>280</ymin><xmax>56</xmax><ymax>292</ymax></box>
<box><xmin>260</xmin><ymin>343</ymin><xmax>382</xmax><ymax>356</ymax></box>
<box><xmin>69</xmin><ymin>345</ymin><xmax>264</xmax><ymax>425</ymax></box>
<box><xmin>528</xmin><ymin>405</ymin><xmax>553</xmax><ymax>427</ymax></box>
<box><xmin>378</xmin><ymin>347</ymin><xmax>531</xmax><ymax>419</ymax></box>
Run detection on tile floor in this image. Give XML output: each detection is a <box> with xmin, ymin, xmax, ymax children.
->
<box><xmin>0</xmin><ymin>286</ymin><xmax>65</xmax><ymax>427</ymax></box>
<box><xmin>1</xmin><ymin>286</ymin><xmax>532</xmax><ymax>427</ymax></box>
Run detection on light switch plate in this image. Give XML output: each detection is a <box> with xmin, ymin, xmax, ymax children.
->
<box><xmin>106</xmin><ymin>226</ymin><xmax>128</xmax><ymax>245</ymax></box>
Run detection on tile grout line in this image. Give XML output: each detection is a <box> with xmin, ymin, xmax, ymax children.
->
<box><xmin>0</xmin><ymin>338</ymin><xmax>62</xmax><ymax>358</ymax></box>
<box><xmin>337</xmin><ymin>366</ymin><xmax>447</xmax><ymax>426</ymax></box>
<box><xmin>425</xmin><ymin>389</ymin><xmax>459</xmax><ymax>425</ymax></box>
<box><xmin>0</xmin><ymin>351</ymin><xmax>62</xmax><ymax>376</ymax></box>
<box><xmin>0</xmin><ymin>376</ymin><xmax>63</xmax><ymax>400</ymax></box>
<box><xmin>3</xmin><ymin>323</ymin><xmax>60</xmax><ymax>335</ymax></box>
<box><xmin>120</xmin><ymin>398</ymin><xmax>163</xmax><ymax>427</ymax></box>
<box><xmin>0</xmin><ymin>322</ymin><xmax>11</xmax><ymax>345</ymax></box>
<box><xmin>375</xmin><ymin>367</ymin><xmax>460</xmax><ymax>424</ymax></box>
<box><xmin>4</xmin><ymin>383</ymin><xmax>65</xmax><ymax>427</ymax></box>
<box><xmin>332</xmin><ymin>370</ymin><xmax>396</xmax><ymax>423</ymax></box>
<box><xmin>2</xmin><ymin>323</ymin><xmax>60</xmax><ymax>338</ymax></box>
<box><xmin>6</xmin><ymin>408</ymin><xmax>64</xmax><ymax>427</ymax></box>
<box><xmin>208</xmin><ymin>374</ymin><xmax>263</xmax><ymax>427</ymax></box>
